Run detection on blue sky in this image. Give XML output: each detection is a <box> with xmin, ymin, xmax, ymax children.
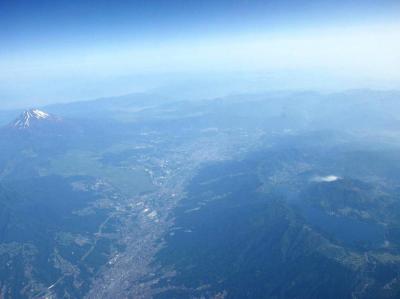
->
<box><xmin>1</xmin><ymin>0</ymin><xmax>400</xmax><ymax>108</ymax></box>
<box><xmin>2</xmin><ymin>0</ymin><xmax>399</xmax><ymax>49</ymax></box>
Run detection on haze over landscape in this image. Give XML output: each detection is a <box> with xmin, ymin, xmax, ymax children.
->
<box><xmin>1</xmin><ymin>1</ymin><xmax>400</xmax><ymax>299</ymax></box>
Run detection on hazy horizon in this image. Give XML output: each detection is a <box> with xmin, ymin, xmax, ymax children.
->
<box><xmin>1</xmin><ymin>0</ymin><xmax>400</xmax><ymax>108</ymax></box>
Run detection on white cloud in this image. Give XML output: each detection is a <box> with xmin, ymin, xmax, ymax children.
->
<box><xmin>312</xmin><ymin>175</ymin><xmax>341</xmax><ymax>183</ymax></box>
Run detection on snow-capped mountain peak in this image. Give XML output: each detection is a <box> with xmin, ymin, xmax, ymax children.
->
<box><xmin>13</xmin><ymin>109</ymin><xmax>54</xmax><ymax>129</ymax></box>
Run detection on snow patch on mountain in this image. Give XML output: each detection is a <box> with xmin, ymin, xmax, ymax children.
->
<box><xmin>13</xmin><ymin>109</ymin><xmax>53</xmax><ymax>129</ymax></box>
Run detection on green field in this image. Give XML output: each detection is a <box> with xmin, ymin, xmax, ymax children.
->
<box><xmin>43</xmin><ymin>150</ymin><xmax>155</xmax><ymax>196</ymax></box>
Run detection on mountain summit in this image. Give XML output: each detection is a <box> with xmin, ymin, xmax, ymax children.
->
<box><xmin>12</xmin><ymin>109</ymin><xmax>59</xmax><ymax>129</ymax></box>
